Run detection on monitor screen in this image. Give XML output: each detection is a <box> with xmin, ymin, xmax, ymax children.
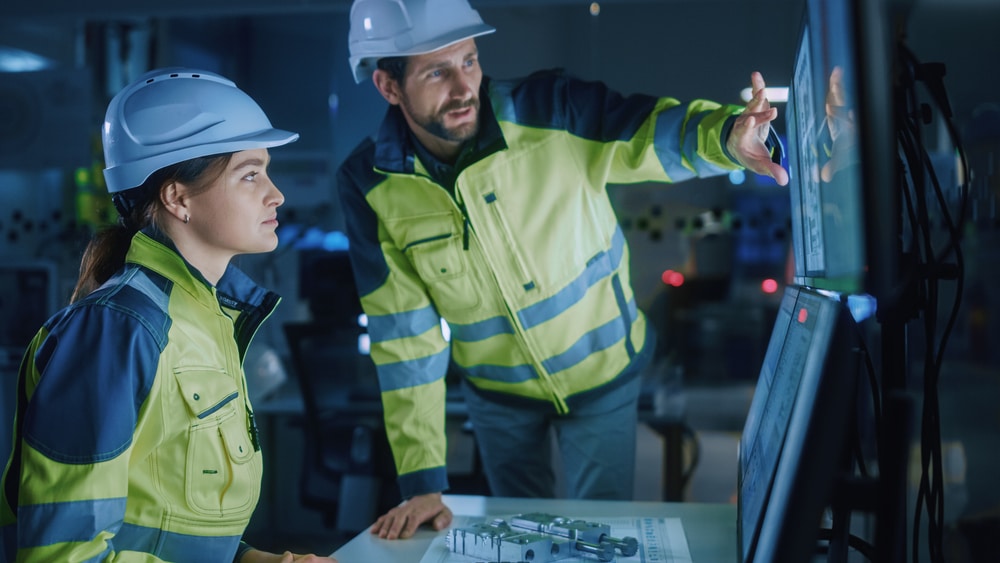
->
<box><xmin>784</xmin><ymin>0</ymin><xmax>897</xmax><ymax>300</ymax></box>
<box><xmin>737</xmin><ymin>284</ymin><xmax>859</xmax><ymax>563</ymax></box>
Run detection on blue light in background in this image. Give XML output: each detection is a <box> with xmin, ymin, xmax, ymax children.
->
<box><xmin>0</xmin><ymin>46</ymin><xmax>53</xmax><ymax>72</ymax></box>
<box><xmin>277</xmin><ymin>225</ymin><xmax>349</xmax><ymax>251</ymax></box>
<box><xmin>322</xmin><ymin>230</ymin><xmax>349</xmax><ymax>251</ymax></box>
<box><xmin>846</xmin><ymin>294</ymin><xmax>877</xmax><ymax>322</ymax></box>
<box><xmin>814</xmin><ymin>289</ymin><xmax>878</xmax><ymax>323</ymax></box>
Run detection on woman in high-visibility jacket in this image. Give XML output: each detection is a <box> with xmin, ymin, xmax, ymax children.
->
<box><xmin>0</xmin><ymin>68</ymin><xmax>333</xmax><ymax>563</ymax></box>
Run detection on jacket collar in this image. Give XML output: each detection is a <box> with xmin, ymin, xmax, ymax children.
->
<box><xmin>127</xmin><ymin>227</ymin><xmax>279</xmax><ymax>315</ymax></box>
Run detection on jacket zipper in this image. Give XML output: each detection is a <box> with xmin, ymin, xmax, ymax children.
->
<box><xmin>454</xmin><ymin>186</ymin><xmax>471</xmax><ymax>251</ymax></box>
<box><xmin>218</xmin><ymin>286</ymin><xmax>276</xmax><ymax>453</ymax></box>
<box><xmin>478</xmin><ymin>191</ymin><xmax>535</xmax><ymax>291</ymax></box>
<box><xmin>459</xmin><ymin>202</ymin><xmax>471</xmax><ymax>250</ymax></box>
<box><xmin>381</xmin><ymin>167</ymin><xmax>567</xmax><ymax>412</ymax></box>
<box><xmin>462</xmin><ymin>216</ymin><xmax>569</xmax><ymax>414</ymax></box>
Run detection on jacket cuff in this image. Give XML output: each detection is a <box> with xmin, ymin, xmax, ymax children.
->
<box><xmin>765</xmin><ymin>126</ymin><xmax>786</xmax><ymax>164</ymax></box>
<box><xmin>398</xmin><ymin>466</ymin><xmax>450</xmax><ymax>499</ymax></box>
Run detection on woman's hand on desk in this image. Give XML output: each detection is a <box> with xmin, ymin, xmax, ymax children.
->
<box><xmin>370</xmin><ymin>492</ymin><xmax>453</xmax><ymax>540</ymax></box>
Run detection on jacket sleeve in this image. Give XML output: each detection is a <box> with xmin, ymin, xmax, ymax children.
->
<box><xmin>8</xmin><ymin>304</ymin><xmax>159</xmax><ymax>562</ymax></box>
<box><xmin>505</xmin><ymin>70</ymin><xmax>745</xmax><ymax>186</ymax></box>
<box><xmin>337</xmin><ymin>145</ymin><xmax>451</xmax><ymax>499</ymax></box>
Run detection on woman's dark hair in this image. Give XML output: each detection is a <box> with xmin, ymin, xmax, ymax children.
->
<box><xmin>70</xmin><ymin>154</ymin><xmax>233</xmax><ymax>302</ymax></box>
<box><xmin>377</xmin><ymin>56</ymin><xmax>409</xmax><ymax>85</ymax></box>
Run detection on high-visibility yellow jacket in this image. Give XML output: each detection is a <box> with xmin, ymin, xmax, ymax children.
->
<box><xmin>0</xmin><ymin>229</ymin><xmax>278</xmax><ymax>562</ymax></box>
<box><xmin>337</xmin><ymin>70</ymin><xmax>744</xmax><ymax>499</ymax></box>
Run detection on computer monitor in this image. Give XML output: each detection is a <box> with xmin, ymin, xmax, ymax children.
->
<box><xmin>784</xmin><ymin>0</ymin><xmax>898</xmax><ymax>301</ymax></box>
<box><xmin>737</xmin><ymin>284</ymin><xmax>860</xmax><ymax>563</ymax></box>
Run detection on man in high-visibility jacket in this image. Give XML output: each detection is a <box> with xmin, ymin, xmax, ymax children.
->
<box><xmin>338</xmin><ymin>0</ymin><xmax>790</xmax><ymax>540</ymax></box>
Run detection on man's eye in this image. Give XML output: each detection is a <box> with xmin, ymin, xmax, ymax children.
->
<box><xmin>243</xmin><ymin>171</ymin><xmax>259</xmax><ymax>181</ymax></box>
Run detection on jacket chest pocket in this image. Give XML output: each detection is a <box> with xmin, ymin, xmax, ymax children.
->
<box><xmin>392</xmin><ymin>212</ymin><xmax>481</xmax><ymax>312</ymax></box>
<box><xmin>176</xmin><ymin>368</ymin><xmax>260</xmax><ymax>517</ymax></box>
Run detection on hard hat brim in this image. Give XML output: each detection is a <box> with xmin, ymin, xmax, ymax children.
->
<box><xmin>104</xmin><ymin>127</ymin><xmax>299</xmax><ymax>194</ymax></box>
<box><xmin>351</xmin><ymin>23</ymin><xmax>495</xmax><ymax>83</ymax></box>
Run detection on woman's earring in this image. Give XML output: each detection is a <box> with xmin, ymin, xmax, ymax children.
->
<box><xmin>184</xmin><ymin>214</ymin><xmax>190</xmax><ymax>224</ymax></box>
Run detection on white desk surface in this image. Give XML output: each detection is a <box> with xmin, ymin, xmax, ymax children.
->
<box><xmin>332</xmin><ymin>494</ymin><xmax>737</xmax><ymax>562</ymax></box>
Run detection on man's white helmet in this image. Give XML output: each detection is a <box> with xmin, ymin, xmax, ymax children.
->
<box><xmin>348</xmin><ymin>0</ymin><xmax>495</xmax><ymax>84</ymax></box>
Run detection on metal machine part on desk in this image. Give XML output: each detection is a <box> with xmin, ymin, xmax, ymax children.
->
<box><xmin>446</xmin><ymin>513</ymin><xmax>639</xmax><ymax>562</ymax></box>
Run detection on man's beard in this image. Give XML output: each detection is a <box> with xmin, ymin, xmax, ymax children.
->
<box><xmin>404</xmin><ymin>97</ymin><xmax>480</xmax><ymax>143</ymax></box>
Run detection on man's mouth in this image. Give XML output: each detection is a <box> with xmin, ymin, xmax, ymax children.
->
<box><xmin>443</xmin><ymin>101</ymin><xmax>477</xmax><ymax>117</ymax></box>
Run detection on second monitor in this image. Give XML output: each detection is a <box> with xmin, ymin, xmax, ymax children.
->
<box><xmin>738</xmin><ymin>284</ymin><xmax>862</xmax><ymax>563</ymax></box>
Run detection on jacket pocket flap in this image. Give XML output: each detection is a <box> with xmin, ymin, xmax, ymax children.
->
<box><xmin>175</xmin><ymin>369</ymin><xmax>239</xmax><ymax>419</ymax></box>
<box><xmin>220</xmin><ymin>418</ymin><xmax>255</xmax><ymax>464</ymax></box>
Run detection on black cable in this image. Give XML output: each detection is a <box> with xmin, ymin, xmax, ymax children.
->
<box><xmin>909</xmin><ymin>81</ymin><xmax>967</xmax><ymax>563</ymax></box>
<box><xmin>892</xmin><ymin>52</ymin><xmax>932</xmax><ymax>563</ymax></box>
<box><xmin>912</xmin><ymin>74</ymin><xmax>943</xmax><ymax>563</ymax></box>
<box><xmin>894</xmin><ymin>40</ymin><xmax>968</xmax><ymax>563</ymax></box>
<box><xmin>904</xmin><ymin>90</ymin><xmax>945</xmax><ymax>563</ymax></box>
<box><xmin>896</xmin><ymin>42</ymin><xmax>936</xmax><ymax>563</ymax></box>
<box><xmin>847</xmin><ymin>313</ymin><xmax>880</xmax><ymax>476</ymax></box>
<box><xmin>817</xmin><ymin>527</ymin><xmax>878</xmax><ymax>561</ymax></box>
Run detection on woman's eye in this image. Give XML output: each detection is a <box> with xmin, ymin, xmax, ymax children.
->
<box><xmin>243</xmin><ymin>171</ymin><xmax>259</xmax><ymax>181</ymax></box>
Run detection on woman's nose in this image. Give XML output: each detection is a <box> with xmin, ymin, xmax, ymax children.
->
<box><xmin>268</xmin><ymin>182</ymin><xmax>285</xmax><ymax>207</ymax></box>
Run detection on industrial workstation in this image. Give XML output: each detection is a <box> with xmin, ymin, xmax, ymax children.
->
<box><xmin>1</xmin><ymin>0</ymin><xmax>998</xmax><ymax>562</ymax></box>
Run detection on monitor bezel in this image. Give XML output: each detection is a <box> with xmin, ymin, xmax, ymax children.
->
<box><xmin>783</xmin><ymin>0</ymin><xmax>900</xmax><ymax>303</ymax></box>
<box><xmin>737</xmin><ymin>283</ymin><xmax>860</xmax><ymax>563</ymax></box>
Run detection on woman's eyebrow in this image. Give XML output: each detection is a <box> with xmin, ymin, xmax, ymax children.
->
<box><xmin>232</xmin><ymin>157</ymin><xmax>267</xmax><ymax>170</ymax></box>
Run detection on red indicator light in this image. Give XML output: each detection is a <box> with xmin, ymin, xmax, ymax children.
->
<box><xmin>798</xmin><ymin>307</ymin><xmax>809</xmax><ymax>323</ymax></box>
<box><xmin>761</xmin><ymin>279</ymin><xmax>779</xmax><ymax>294</ymax></box>
<box><xmin>661</xmin><ymin>269</ymin><xmax>685</xmax><ymax>287</ymax></box>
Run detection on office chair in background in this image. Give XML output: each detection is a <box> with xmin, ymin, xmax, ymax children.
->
<box><xmin>283</xmin><ymin>320</ymin><xmax>399</xmax><ymax>534</ymax></box>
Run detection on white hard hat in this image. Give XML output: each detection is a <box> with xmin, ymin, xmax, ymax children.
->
<box><xmin>348</xmin><ymin>0</ymin><xmax>495</xmax><ymax>84</ymax></box>
<box><xmin>102</xmin><ymin>68</ymin><xmax>299</xmax><ymax>193</ymax></box>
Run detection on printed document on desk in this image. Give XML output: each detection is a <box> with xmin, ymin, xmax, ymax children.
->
<box><xmin>419</xmin><ymin>515</ymin><xmax>693</xmax><ymax>563</ymax></box>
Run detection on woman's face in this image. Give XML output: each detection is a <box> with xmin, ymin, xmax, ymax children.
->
<box><xmin>184</xmin><ymin>148</ymin><xmax>284</xmax><ymax>261</ymax></box>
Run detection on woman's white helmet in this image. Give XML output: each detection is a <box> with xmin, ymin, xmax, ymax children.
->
<box><xmin>348</xmin><ymin>0</ymin><xmax>495</xmax><ymax>84</ymax></box>
<box><xmin>102</xmin><ymin>68</ymin><xmax>299</xmax><ymax>194</ymax></box>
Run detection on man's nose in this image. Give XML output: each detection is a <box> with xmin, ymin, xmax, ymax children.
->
<box><xmin>449</xmin><ymin>74</ymin><xmax>474</xmax><ymax>100</ymax></box>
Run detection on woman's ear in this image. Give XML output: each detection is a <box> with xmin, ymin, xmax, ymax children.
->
<box><xmin>161</xmin><ymin>181</ymin><xmax>191</xmax><ymax>224</ymax></box>
<box><xmin>372</xmin><ymin>69</ymin><xmax>402</xmax><ymax>106</ymax></box>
